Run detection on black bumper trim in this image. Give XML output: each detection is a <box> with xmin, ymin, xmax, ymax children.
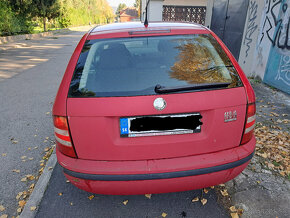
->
<box><xmin>62</xmin><ymin>151</ymin><xmax>254</xmax><ymax>181</ymax></box>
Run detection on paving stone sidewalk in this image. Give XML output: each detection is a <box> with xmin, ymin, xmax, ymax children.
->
<box><xmin>225</xmin><ymin>80</ymin><xmax>290</xmax><ymax>218</ymax></box>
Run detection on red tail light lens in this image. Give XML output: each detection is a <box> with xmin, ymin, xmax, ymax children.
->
<box><xmin>241</xmin><ymin>103</ymin><xmax>256</xmax><ymax>145</ymax></box>
<box><xmin>53</xmin><ymin>116</ymin><xmax>77</xmax><ymax>158</ymax></box>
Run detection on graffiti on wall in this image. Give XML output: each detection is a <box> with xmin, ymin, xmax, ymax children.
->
<box><xmin>243</xmin><ymin>0</ymin><xmax>259</xmax><ymax>61</ymax></box>
<box><xmin>263</xmin><ymin>0</ymin><xmax>290</xmax><ymax>94</ymax></box>
<box><xmin>261</xmin><ymin>0</ymin><xmax>290</xmax><ymax>51</ymax></box>
<box><xmin>276</xmin><ymin>55</ymin><xmax>290</xmax><ymax>86</ymax></box>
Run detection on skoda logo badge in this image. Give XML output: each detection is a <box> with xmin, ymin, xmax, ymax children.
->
<box><xmin>154</xmin><ymin>98</ymin><xmax>166</xmax><ymax>111</ymax></box>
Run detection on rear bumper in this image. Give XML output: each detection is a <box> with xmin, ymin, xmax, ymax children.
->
<box><xmin>57</xmin><ymin>137</ymin><xmax>255</xmax><ymax>194</ymax></box>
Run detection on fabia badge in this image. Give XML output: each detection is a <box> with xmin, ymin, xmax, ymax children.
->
<box><xmin>224</xmin><ymin>110</ymin><xmax>237</xmax><ymax>122</ymax></box>
<box><xmin>154</xmin><ymin>98</ymin><xmax>166</xmax><ymax>111</ymax></box>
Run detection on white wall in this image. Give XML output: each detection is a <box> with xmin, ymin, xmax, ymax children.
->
<box><xmin>205</xmin><ymin>0</ymin><xmax>213</xmax><ymax>27</ymax></box>
<box><xmin>141</xmin><ymin>0</ymin><xmax>164</xmax><ymax>22</ymax></box>
<box><xmin>238</xmin><ymin>0</ymin><xmax>265</xmax><ymax>76</ymax></box>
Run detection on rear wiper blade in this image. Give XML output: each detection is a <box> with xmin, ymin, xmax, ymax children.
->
<box><xmin>155</xmin><ymin>82</ymin><xmax>230</xmax><ymax>94</ymax></box>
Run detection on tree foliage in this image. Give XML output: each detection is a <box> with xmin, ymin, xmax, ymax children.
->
<box><xmin>116</xmin><ymin>3</ymin><xmax>127</xmax><ymax>18</ymax></box>
<box><xmin>0</xmin><ymin>0</ymin><xmax>114</xmax><ymax>36</ymax></box>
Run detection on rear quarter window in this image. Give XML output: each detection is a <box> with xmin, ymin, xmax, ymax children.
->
<box><xmin>68</xmin><ymin>34</ymin><xmax>242</xmax><ymax>97</ymax></box>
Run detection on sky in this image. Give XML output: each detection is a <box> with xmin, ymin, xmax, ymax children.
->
<box><xmin>107</xmin><ymin>0</ymin><xmax>136</xmax><ymax>7</ymax></box>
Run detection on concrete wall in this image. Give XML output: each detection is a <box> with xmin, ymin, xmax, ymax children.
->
<box><xmin>253</xmin><ymin>0</ymin><xmax>290</xmax><ymax>94</ymax></box>
<box><xmin>238</xmin><ymin>0</ymin><xmax>265</xmax><ymax>76</ymax></box>
<box><xmin>163</xmin><ymin>0</ymin><xmax>207</xmax><ymax>6</ymax></box>
<box><xmin>205</xmin><ymin>0</ymin><xmax>213</xmax><ymax>27</ymax></box>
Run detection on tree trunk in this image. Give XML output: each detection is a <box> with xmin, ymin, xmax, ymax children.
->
<box><xmin>43</xmin><ymin>17</ymin><xmax>47</xmax><ymax>32</ymax></box>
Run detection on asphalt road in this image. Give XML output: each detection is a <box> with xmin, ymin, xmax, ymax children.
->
<box><xmin>0</xmin><ymin>29</ymin><xmax>229</xmax><ymax>218</ymax></box>
<box><xmin>36</xmin><ymin>164</ymin><xmax>228</xmax><ymax>218</ymax></box>
<box><xmin>0</xmin><ymin>29</ymin><xmax>87</xmax><ymax>217</ymax></box>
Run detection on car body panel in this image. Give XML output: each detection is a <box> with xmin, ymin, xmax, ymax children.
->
<box><xmin>67</xmin><ymin>87</ymin><xmax>247</xmax><ymax>160</ymax></box>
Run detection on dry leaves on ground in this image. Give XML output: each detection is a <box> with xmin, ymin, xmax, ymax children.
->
<box><xmin>161</xmin><ymin>212</ymin><xmax>167</xmax><ymax>217</ymax></box>
<box><xmin>255</xmin><ymin>125</ymin><xmax>290</xmax><ymax>177</ymax></box>
<box><xmin>191</xmin><ymin>197</ymin><xmax>199</xmax><ymax>202</ymax></box>
<box><xmin>88</xmin><ymin>195</ymin><xmax>94</xmax><ymax>200</ymax></box>
<box><xmin>145</xmin><ymin>194</ymin><xmax>151</xmax><ymax>199</ymax></box>
<box><xmin>0</xmin><ymin>205</ymin><xmax>5</xmax><ymax>212</ymax></box>
<box><xmin>123</xmin><ymin>200</ymin><xmax>128</xmax><ymax>205</ymax></box>
<box><xmin>200</xmin><ymin>198</ymin><xmax>207</xmax><ymax>205</ymax></box>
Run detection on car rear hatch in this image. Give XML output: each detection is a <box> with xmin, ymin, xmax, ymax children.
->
<box><xmin>66</xmin><ymin>33</ymin><xmax>248</xmax><ymax>161</ymax></box>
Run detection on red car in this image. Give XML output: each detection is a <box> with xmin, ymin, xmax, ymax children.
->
<box><xmin>53</xmin><ymin>22</ymin><xmax>256</xmax><ymax>195</ymax></box>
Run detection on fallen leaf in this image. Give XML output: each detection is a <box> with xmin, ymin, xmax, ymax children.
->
<box><xmin>210</xmin><ymin>186</ymin><xmax>215</xmax><ymax>189</ymax></box>
<box><xmin>58</xmin><ymin>193</ymin><xmax>63</xmax><ymax>196</ymax></box>
<box><xmin>17</xmin><ymin>208</ymin><xmax>22</xmax><ymax>213</ymax></box>
<box><xmin>88</xmin><ymin>195</ymin><xmax>94</xmax><ymax>200</ymax></box>
<box><xmin>21</xmin><ymin>156</ymin><xmax>27</xmax><ymax>159</ymax></box>
<box><xmin>26</xmin><ymin>175</ymin><xmax>35</xmax><ymax>180</ymax></box>
<box><xmin>46</xmin><ymin>112</ymin><xmax>50</xmax><ymax>115</ymax></box>
<box><xmin>21</xmin><ymin>177</ymin><xmax>27</xmax><ymax>182</ymax></box>
<box><xmin>48</xmin><ymin>167</ymin><xmax>53</xmax><ymax>170</ymax></box>
<box><xmin>16</xmin><ymin>192</ymin><xmax>23</xmax><ymax>200</ymax></box>
<box><xmin>257</xmin><ymin>180</ymin><xmax>261</xmax><ymax>184</ymax></box>
<box><xmin>29</xmin><ymin>184</ymin><xmax>35</xmax><ymax>189</ymax></box>
<box><xmin>219</xmin><ymin>184</ymin><xmax>225</xmax><ymax>187</ymax></box>
<box><xmin>12</xmin><ymin>169</ymin><xmax>20</xmax><ymax>173</ymax></box>
<box><xmin>201</xmin><ymin>198</ymin><xmax>207</xmax><ymax>205</ymax></box>
<box><xmin>161</xmin><ymin>212</ymin><xmax>167</xmax><ymax>217</ymax></box>
<box><xmin>0</xmin><ymin>214</ymin><xmax>8</xmax><ymax>218</ymax></box>
<box><xmin>66</xmin><ymin>180</ymin><xmax>70</xmax><ymax>183</ymax></box>
<box><xmin>203</xmin><ymin>188</ymin><xmax>209</xmax><ymax>194</ymax></box>
<box><xmin>70</xmin><ymin>202</ymin><xmax>73</xmax><ymax>206</ymax></box>
<box><xmin>28</xmin><ymin>157</ymin><xmax>34</xmax><ymax>160</ymax></box>
<box><xmin>12</xmin><ymin>140</ymin><xmax>18</xmax><ymax>144</ymax></box>
<box><xmin>1</xmin><ymin>153</ymin><xmax>7</xmax><ymax>157</ymax></box>
<box><xmin>0</xmin><ymin>205</ymin><xmax>5</xmax><ymax>212</ymax></box>
<box><xmin>192</xmin><ymin>197</ymin><xmax>199</xmax><ymax>202</ymax></box>
<box><xmin>45</xmin><ymin>137</ymin><xmax>49</xmax><ymax>140</ymax></box>
<box><xmin>229</xmin><ymin>206</ymin><xmax>237</xmax><ymax>212</ymax></box>
<box><xmin>145</xmin><ymin>194</ymin><xmax>151</xmax><ymax>199</ymax></box>
<box><xmin>123</xmin><ymin>200</ymin><xmax>128</xmax><ymax>205</ymax></box>
<box><xmin>30</xmin><ymin>206</ymin><xmax>36</xmax><ymax>211</ymax></box>
<box><xmin>18</xmin><ymin>200</ymin><xmax>26</xmax><ymax>208</ymax></box>
<box><xmin>28</xmin><ymin>147</ymin><xmax>31</xmax><ymax>150</ymax></box>
<box><xmin>230</xmin><ymin>213</ymin><xmax>239</xmax><ymax>218</ymax></box>
<box><xmin>220</xmin><ymin>189</ymin><xmax>229</xmax><ymax>196</ymax></box>
<box><xmin>237</xmin><ymin>208</ymin><xmax>244</xmax><ymax>215</ymax></box>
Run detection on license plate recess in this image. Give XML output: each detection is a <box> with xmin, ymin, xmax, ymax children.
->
<box><xmin>120</xmin><ymin>113</ymin><xmax>202</xmax><ymax>138</ymax></box>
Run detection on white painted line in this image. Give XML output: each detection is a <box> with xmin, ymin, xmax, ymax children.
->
<box><xmin>20</xmin><ymin>150</ymin><xmax>57</xmax><ymax>218</ymax></box>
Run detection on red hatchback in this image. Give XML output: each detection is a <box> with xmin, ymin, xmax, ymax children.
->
<box><xmin>53</xmin><ymin>22</ymin><xmax>256</xmax><ymax>195</ymax></box>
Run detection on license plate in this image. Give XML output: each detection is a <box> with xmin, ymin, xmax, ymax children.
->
<box><xmin>120</xmin><ymin>113</ymin><xmax>202</xmax><ymax>138</ymax></box>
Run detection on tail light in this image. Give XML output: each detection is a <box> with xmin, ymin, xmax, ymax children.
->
<box><xmin>53</xmin><ymin>116</ymin><xmax>77</xmax><ymax>158</ymax></box>
<box><xmin>241</xmin><ymin>103</ymin><xmax>256</xmax><ymax>145</ymax></box>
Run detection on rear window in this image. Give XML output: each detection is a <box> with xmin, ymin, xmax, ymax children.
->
<box><xmin>68</xmin><ymin>34</ymin><xmax>242</xmax><ymax>97</ymax></box>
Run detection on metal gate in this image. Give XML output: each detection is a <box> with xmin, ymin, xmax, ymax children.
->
<box><xmin>163</xmin><ymin>5</ymin><xmax>206</xmax><ymax>25</ymax></box>
<box><xmin>210</xmin><ymin>0</ymin><xmax>250</xmax><ymax>59</ymax></box>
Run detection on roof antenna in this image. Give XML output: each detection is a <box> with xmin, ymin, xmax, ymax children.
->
<box><xmin>144</xmin><ymin>0</ymin><xmax>151</xmax><ymax>28</ymax></box>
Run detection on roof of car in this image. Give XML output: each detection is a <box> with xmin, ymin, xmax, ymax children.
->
<box><xmin>91</xmin><ymin>22</ymin><xmax>206</xmax><ymax>34</ymax></box>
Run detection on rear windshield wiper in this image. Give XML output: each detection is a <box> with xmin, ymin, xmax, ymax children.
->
<box><xmin>155</xmin><ymin>82</ymin><xmax>231</xmax><ymax>94</ymax></box>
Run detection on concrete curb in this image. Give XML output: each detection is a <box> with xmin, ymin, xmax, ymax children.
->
<box><xmin>19</xmin><ymin>151</ymin><xmax>57</xmax><ymax>218</ymax></box>
<box><xmin>0</xmin><ymin>29</ymin><xmax>69</xmax><ymax>45</ymax></box>
<box><xmin>0</xmin><ymin>25</ymin><xmax>94</xmax><ymax>45</ymax></box>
